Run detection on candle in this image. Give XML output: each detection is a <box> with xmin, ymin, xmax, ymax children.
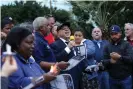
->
<box><xmin>3</xmin><ymin>44</ymin><xmax>15</xmax><ymax>56</ymax></box>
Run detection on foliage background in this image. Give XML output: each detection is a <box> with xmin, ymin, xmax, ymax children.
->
<box><xmin>1</xmin><ymin>1</ymin><xmax>133</xmax><ymax>39</ymax></box>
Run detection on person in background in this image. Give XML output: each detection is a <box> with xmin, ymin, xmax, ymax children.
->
<box><xmin>51</xmin><ymin>22</ymin><xmax>61</xmax><ymax>40</ymax></box>
<box><xmin>73</xmin><ymin>29</ymin><xmax>99</xmax><ymax>89</ymax></box>
<box><xmin>102</xmin><ymin>25</ymin><xmax>133</xmax><ymax>89</ymax></box>
<box><xmin>50</xmin><ymin>23</ymin><xmax>88</xmax><ymax>89</ymax></box>
<box><xmin>2</xmin><ymin>27</ymin><xmax>59</xmax><ymax>89</ymax></box>
<box><xmin>124</xmin><ymin>23</ymin><xmax>133</xmax><ymax>88</ymax></box>
<box><xmin>32</xmin><ymin>17</ymin><xmax>69</xmax><ymax>72</ymax></box>
<box><xmin>1</xmin><ymin>17</ymin><xmax>14</xmax><ymax>47</ymax></box>
<box><xmin>19</xmin><ymin>22</ymin><xmax>34</xmax><ymax>33</ymax></box>
<box><xmin>92</xmin><ymin>27</ymin><xmax>110</xmax><ymax>89</ymax></box>
<box><xmin>50</xmin><ymin>22</ymin><xmax>75</xmax><ymax>62</ymax></box>
<box><xmin>44</xmin><ymin>16</ymin><xmax>56</xmax><ymax>44</ymax></box>
<box><xmin>1</xmin><ymin>56</ymin><xmax>18</xmax><ymax>89</ymax></box>
<box><xmin>124</xmin><ymin>23</ymin><xmax>133</xmax><ymax>46</ymax></box>
<box><xmin>2</xmin><ymin>17</ymin><xmax>14</xmax><ymax>28</ymax></box>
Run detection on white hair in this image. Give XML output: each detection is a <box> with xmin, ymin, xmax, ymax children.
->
<box><xmin>33</xmin><ymin>17</ymin><xmax>47</xmax><ymax>31</ymax></box>
<box><xmin>125</xmin><ymin>23</ymin><xmax>133</xmax><ymax>30</ymax></box>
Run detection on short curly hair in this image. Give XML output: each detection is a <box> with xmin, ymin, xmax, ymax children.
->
<box><xmin>33</xmin><ymin>17</ymin><xmax>47</xmax><ymax>31</ymax></box>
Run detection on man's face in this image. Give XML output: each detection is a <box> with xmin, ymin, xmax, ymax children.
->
<box><xmin>124</xmin><ymin>24</ymin><xmax>133</xmax><ymax>37</ymax></box>
<box><xmin>40</xmin><ymin>21</ymin><xmax>49</xmax><ymax>36</ymax></box>
<box><xmin>51</xmin><ymin>26</ymin><xmax>58</xmax><ymax>37</ymax></box>
<box><xmin>58</xmin><ymin>26</ymin><xmax>71</xmax><ymax>39</ymax></box>
<box><xmin>48</xmin><ymin>17</ymin><xmax>55</xmax><ymax>29</ymax></box>
<box><xmin>92</xmin><ymin>28</ymin><xmax>102</xmax><ymax>40</ymax></box>
<box><xmin>110</xmin><ymin>32</ymin><xmax>121</xmax><ymax>42</ymax></box>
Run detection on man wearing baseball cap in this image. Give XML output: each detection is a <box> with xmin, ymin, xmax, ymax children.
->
<box><xmin>101</xmin><ymin>25</ymin><xmax>133</xmax><ymax>89</ymax></box>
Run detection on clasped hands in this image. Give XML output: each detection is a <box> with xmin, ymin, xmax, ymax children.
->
<box><xmin>110</xmin><ymin>52</ymin><xmax>121</xmax><ymax>64</ymax></box>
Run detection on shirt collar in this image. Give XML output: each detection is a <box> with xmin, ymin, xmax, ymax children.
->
<box><xmin>35</xmin><ymin>32</ymin><xmax>48</xmax><ymax>42</ymax></box>
<box><xmin>111</xmin><ymin>39</ymin><xmax>123</xmax><ymax>45</ymax></box>
<box><xmin>127</xmin><ymin>37</ymin><xmax>133</xmax><ymax>42</ymax></box>
<box><xmin>16</xmin><ymin>53</ymin><xmax>35</xmax><ymax>64</ymax></box>
<box><xmin>80</xmin><ymin>39</ymin><xmax>86</xmax><ymax>45</ymax></box>
<box><xmin>93</xmin><ymin>40</ymin><xmax>102</xmax><ymax>43</ymax></box>
<box><xmin>60</xmin><ymin>38</ymin><xmax>68</xmax><ymax>43</ymax></box>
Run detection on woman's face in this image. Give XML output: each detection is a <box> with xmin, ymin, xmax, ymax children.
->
<box><xmin>74</xmin><ymin>31</ymin><xmax>83</xmax><ymax>44</ymax></box>
<box><xmin>18</xmin><ymin>34</ymin><xmax>34</xmax><ymax>59</ymax></box>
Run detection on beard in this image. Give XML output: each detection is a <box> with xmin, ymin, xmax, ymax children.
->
<box><xmin>111</xmin><ymin>38</ymin><xmax>121</xmax><ymax>43</ymax></box>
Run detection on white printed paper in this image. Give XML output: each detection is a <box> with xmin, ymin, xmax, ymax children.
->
<box><xmin>50</xmin><ymin>74</ymin><xmax>74</xmax><ymax>89</ymax></box>
<box><xmin>65</xmin><ymin>45</ymin><xmax>87</xmax><ymax>71</ymax></box>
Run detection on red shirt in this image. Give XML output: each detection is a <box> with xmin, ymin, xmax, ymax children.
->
<box><xmin>127</xmin><ymin>38</ymin><xmax>133</xmax><ymax>46</ymax></box>
<box><xmin>44</xmin><ymin>32</ymin><xmax>55</xmax><ymax>44</ymax></box>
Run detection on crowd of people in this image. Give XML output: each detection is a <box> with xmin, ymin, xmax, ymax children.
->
<box><xmin>0</xmin><ymin>16</ymin><xmax>133</xmax><ymax>89</ymax></box>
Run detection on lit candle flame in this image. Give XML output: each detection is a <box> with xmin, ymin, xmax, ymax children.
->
<box><xmin>50</xmin><ymin>64</ymin><xmax>58</xmax><ymax>74</ymax></box>
<box><xmin>50</xmin><ymin>66</ymin><xmax>54</xmax><ymax>73</ymax></box>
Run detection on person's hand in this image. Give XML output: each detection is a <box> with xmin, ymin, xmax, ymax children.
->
<box><xmin>1</xmin><ymin>32</ymin><xmax>7</xmax><ymax>40</ymax></box>
<box><xmin>1</xmin><ymin>56</ymin><xmax>18</xmax><ymax>77</ymax></box>
<box><xmin>68</xmin><ymin>41</ymin><xmax>75</xmax><ymax>49</ymax></box>
<box><xmin>57</xmin><ymin>61</ymin><xmax>69</xmax><ymax>70</ymax></box>
<box><xmin>43</xmin><ymin>72</ymin><xmax>57</xmax><ymax>83</ymax></box>
<box><xmin>110</xmin><ymin>52</ymin><xmax>121</xmax><ymax>60</ymax></box>
<box><xmin>110</xmin><ymin>58</ymin><xmax>117</xmax><ymax>64</ymax></box>
<box><xmin>50</xmin><ymin>63</ymin><xmax>60</xmax><ymax>75</ymax></box>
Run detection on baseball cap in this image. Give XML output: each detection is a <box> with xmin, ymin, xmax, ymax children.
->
<box><xmin>110</xmin><ymin>25</ymin><xmax>121</xmax><ymax>33</ymax></box>
<box><xmin>3</xmin><ymin>17</ymin><xmax>14</xmax><ymax>23</ymax></box>
<box><xmin>1</xmin><ymin>17</ymin><xmax>14</xmax><ymax>29</ymax></box>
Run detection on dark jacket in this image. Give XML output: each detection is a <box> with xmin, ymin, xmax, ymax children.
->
<box><xmin>50</xmin><ymin>38</ymin><xmax>86</xmax><ymax>89</ymax></box>
<box><xmin>103</xmin><ymin>40</ymin><xmax>133</xmax><ymax>80</ymax></box>
<box><xmin>50</xmin><ymin>38</ymin><xmax>74</xmax><ymax>62</ymax></box>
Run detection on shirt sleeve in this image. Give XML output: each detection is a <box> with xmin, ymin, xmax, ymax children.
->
<box><xmin>8</xmin><ymin>64</ymin><xmax>32</xmax><ymax>89</ymax></box>
<box><xmin>65</xmin><ymin>47</ymin><xmax>71</xmax><ymax>54</ymax></box>
<box><xmin>84</xmin><ymin>40</ymin><xmax>95</xmax><ymax>58</ymax></box>
<box><xmin>119</xmin><ymin>42</ymin><xmax>133</xmax><ymax>64</ymax></box>
<box><xmin>33</xmin><ymin>40</ymin><xmax>55</xmax><ymax>63</ymax></box>
<box><xmin>50</xmin><ymin>42</ymin><xmax>71</xmax><ymax>62</ymax></box>
<box><xmin>102</xmin><ymin>44</ymin><xmax>111</xmax><ymax>70</ymax></box>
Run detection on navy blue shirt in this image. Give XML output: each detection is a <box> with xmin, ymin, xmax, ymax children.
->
<box><xmin>33</xmin><ymin>32</ymin><xmax>56</xmax><ymax>71</ymax></box>
<box><xmin>6</xmin><ymin>54</ymin><xmax>46</xmax><ymax>89</ymax></box>
<box><xmin>92</xmin><ymin>40</ymin><xmax>109</xmax><ymax>62</ymax></box>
